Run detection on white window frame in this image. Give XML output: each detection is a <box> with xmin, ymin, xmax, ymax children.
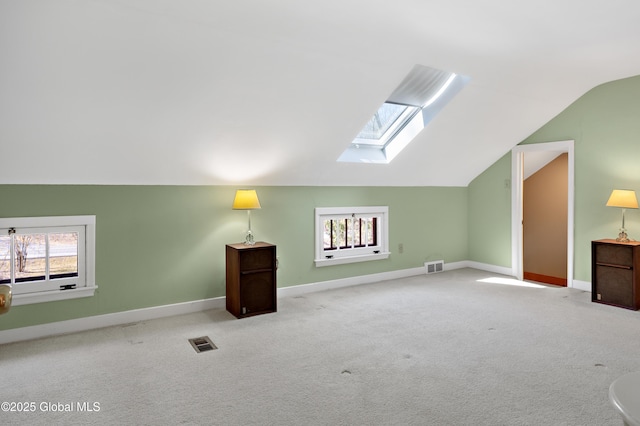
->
<box><xmin>314</xmin><ymin>206</ymin><xmax>390</xmax><ymax>267</ymax></box>
<box><xmin>0</xmin><ymin>215</ymin><xmax>96</xmax><ymax>305</ymax></box>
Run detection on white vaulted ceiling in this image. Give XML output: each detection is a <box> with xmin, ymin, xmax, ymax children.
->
<box><xmin>2</xmin><ymin>0</ymin><xmax>640</xmax><ymax>186</ymax></box>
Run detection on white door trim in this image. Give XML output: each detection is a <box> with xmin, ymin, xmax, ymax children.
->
<box><xmin>511</xmin><ymin>140</ymin><xmax>575</xmax><ymax>287</ymax></box>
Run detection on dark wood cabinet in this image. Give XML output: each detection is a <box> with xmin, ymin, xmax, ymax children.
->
<box><xmin>592</xmin><ymin>239</ymin><xmax>640</xmax><ymax>310</ymax></box>
<box><xmin>226</xmin><ymin>242</ymin><xmax>277</xmax><ymax>318</ymax></box>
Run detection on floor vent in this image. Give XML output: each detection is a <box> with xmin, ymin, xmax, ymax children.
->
<box><xmin>425</xmin><ymin>260</ymin><xmax>444</xmax><ymax>274</ymax></box>
<box><xmin>188</xmin><ymin>336</ymin><xmax>218</xmax><ymax>353</ymax></box>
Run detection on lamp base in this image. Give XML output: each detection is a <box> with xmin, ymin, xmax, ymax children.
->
<box><xmin>0</xmin><ymin>284</ymin><xmax>12</xmax><ymax>315</ymax></box>
<box><xmin>616</xmin><ymin>229</ymin><xmax>631</xmax><ymax>243</ymax></box>
<box><xmin>244</xmin><ymin>230</ymin><xmax>256</xmax><ymax>246</ymax></box>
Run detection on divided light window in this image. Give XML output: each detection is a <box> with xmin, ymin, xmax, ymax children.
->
<box><xmin>323</xmin><ymin>216</ymin><xmax>377</xmax><ymax>251</ymax></box>
<box><xmin>315</xmin><ymin>207</ymin><xmax>389</xmax><ymax>267</ymax></box>
<box><xmin>0</xmin><ymin>228</ymin><xmax>81</xmax><ymax>287</ymax></box>
<box><xmin>0</xmin><ymin>216</ymin><xmax>96</xmax><ymax>305</ymax></box>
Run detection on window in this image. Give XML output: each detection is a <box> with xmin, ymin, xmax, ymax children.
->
<box><xmin>315</xmin><ymin>207</ymin><xmax>389</xmax><ymax>267</ymax></box>
<box><xmin>0</xmin><ymin>216</ymin><xmax>96</xmax><ymax>305</ymax></box>
<box><xmin>338</xmin><ymin>64</ymin><xmax>470</xmax><ymax>164</ymax></box>
<box><xmin>324</xmin><ymin>216</ymin><xmax>377</xmax><ymax>250</ymax></box>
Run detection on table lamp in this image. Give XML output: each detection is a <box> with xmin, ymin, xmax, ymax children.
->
<box><xmin>606</xmin><ymin>189</ymin><xmax>638</xmax><ymax>242</ymax></box>
<box><xmin>233</xmin><ymin>189</ymin><xmax>261</xmax><ymax>245</ymax></box>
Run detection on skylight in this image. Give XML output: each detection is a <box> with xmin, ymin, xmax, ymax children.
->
<box><xmin>353</xmin><ymin>103</ymin><xmax>420</xmax><ymax>147</ymax></box>
<box><xmin>338</xmin><ymin>64</ymin><xmax>469</xmax><ymax>164</ymax></box>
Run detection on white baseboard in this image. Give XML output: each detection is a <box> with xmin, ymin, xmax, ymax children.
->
<box><xmin>277</xmin><ymin>266</ymin><xmax>427</xmax><ymax>298</ymax></box>
<box><xmin>278</xmin><ymin>261</ymin><xmax>487</xmax><ymax>298</ymax></box>
<box><xmin>0</xmin><ymin>261</ymin><xmax>504</xmax><ymax>345</ymax></box>
<box><xmin>0</xmin><ymin>297</ymin><xmax>226</xmax><ymax>345</ymax></box>
<box><xmin>460</xmin><ymin>261</ymin><xmax>514</xmax><ymax>276</ymax></box>
<box><xmin>571</xmin><ymin>279</ymin><xmax>591</xmax><ymax>292</ymax></box>
<box><xmin>466</xmin><ymin>261</ymin><xmax>591</xmax><ymax>291</ymax></box>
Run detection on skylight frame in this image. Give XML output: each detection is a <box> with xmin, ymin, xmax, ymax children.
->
<box><xmin>352</xmin><ymin>102</ymin><xmax>421</xmax><ymax>148</ymax></box>
<box><xmin>338</xmin><ymin>65</ymin><xmax>469</xmax><ymax>164</ymax></box>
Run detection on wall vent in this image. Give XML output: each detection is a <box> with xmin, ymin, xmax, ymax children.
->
<box><xmin>425</xmin><ymin>260</ymin><xmax>444</xmax><ymax>274</ymax></box>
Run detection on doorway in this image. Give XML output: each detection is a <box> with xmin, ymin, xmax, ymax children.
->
<box><xmin>523</xmin><ymin>152</ymin><xmax>568</xmax><ymax>285</ymax></box>
<box><xmin>511</xmin><ymin>141</ymin><xmax>575</xmax><ymax>287</ymax></box>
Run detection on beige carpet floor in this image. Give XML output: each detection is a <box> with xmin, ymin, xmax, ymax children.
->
<box><xmin>1</xmin><ymin>268</ymin><xmax>638</xmax><ymax>425</ymax></box>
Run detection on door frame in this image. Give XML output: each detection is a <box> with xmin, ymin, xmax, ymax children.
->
<box><xmin>511</xmin><ymin>140</ymin><xmax>575</xmax><ymax>287</ymax></box>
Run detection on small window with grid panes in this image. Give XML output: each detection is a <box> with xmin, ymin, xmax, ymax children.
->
<box><xmin>314</xmin><ymin>207</ymin><xmax>389</xmax><ymax>267</ymax></box>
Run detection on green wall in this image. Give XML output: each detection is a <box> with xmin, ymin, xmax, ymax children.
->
<box><xmin>468</xmin><ymin>74</ymin><xmax>640</xmax><ymax>281</ymax></box>
<box><xmin>0</xmin><ymin>185</ymin><xmax>468</xmax><ymax>330</ymax></box>
<box><xmin>468</xmin><ymin>153</ymin><xmax>512</xmax><ymax>267</ymax></box>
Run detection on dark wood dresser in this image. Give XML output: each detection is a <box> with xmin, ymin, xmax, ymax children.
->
<box><xmin>226</xmin><ymin>242</ymin><xmax>277</xmax><ymax>318</ymax></box>
<box><xmin>592</xmin><ymin>239</ymin><xmax>640</xmax><ymax>310</ymax></box>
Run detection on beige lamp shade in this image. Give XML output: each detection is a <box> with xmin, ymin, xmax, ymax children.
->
<box><xmin>232</xmin><ymin>190</ymin><xmax>261</xmax><ymax>210</ymax></box>
<box><xmin>606</xmin><ymin>190</ymin><xmax>639</xmax><ymax>209</ymax></box>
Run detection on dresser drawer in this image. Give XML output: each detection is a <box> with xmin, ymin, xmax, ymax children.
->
<box><xmin>594</xmin><ymin>265</ymin><xmax>633</xmax><ymax>306</ymax></box>
<box><xmin>595</xmin><ymin>243</ymin><xmax>633</xmax><ymax>267</ymax></box>
<box><xmin>239</xmin><ymin>247</ymin><xmax>275</xmax><ymax>271</ymax></box>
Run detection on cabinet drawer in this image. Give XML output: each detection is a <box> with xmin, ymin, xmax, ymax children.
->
<box><xmin>239</xmin><ymin>248</ymin><xmax>274</xmax><ymax>271</ymax></box>
<box><xmin>595</xmin><ymin>244</ymin><xmax>633</xmax><ymax>267</ymax></box>
<box><xmin>240</xmin><ymin>271</ymin><xmax>276</xmax><ymax>315</ymax></box>
<box><xmin>595</xmin><ymin>265</ymin><xmax>633</xmax><ymax>307</ymax></box>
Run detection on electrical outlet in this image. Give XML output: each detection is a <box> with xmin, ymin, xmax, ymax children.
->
<box><xmin>398</xmin><ymin>243</ymin><xmax>404</xmax><ymax>254</ymax></box>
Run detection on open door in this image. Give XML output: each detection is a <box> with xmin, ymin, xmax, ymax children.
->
<box><xmin>522</xmin><ymin>153</ymin><xmax>568</xmax><ymax>286</ymax></box>
<box><xmin>511</xmin><ymin>141</ymin><xmax>575</xmax><ymax>288</ymax></box>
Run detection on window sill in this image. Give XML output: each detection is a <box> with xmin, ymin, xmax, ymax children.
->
<box><xmin>12</xmin><ymin>286</ymin><xmax>98</xmax><ymax>306</ymax></box>
<box><xmin>314</xmin><ymin>252</ymin><xmax>390</xmax><ymax>267</ymax></box>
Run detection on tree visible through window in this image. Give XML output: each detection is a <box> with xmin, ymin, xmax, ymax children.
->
<box><xmin>1</xmin><ymin>231</ymin><xmax>79</xmax><ymax>284</ymax></box>
<box><xmin>0</xmin><ymin>216</ymin><xmax>95</xmax><ymax>305</ymax></box>
<box><xmin>323</xmin><ymin>217</ymin><xmax>377</xmax><ymax>250</ymax></box>
<box><xmin>315</xmin><ymin>207</ymin><xmax>389</xmax><ymax>267</ymax></box>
